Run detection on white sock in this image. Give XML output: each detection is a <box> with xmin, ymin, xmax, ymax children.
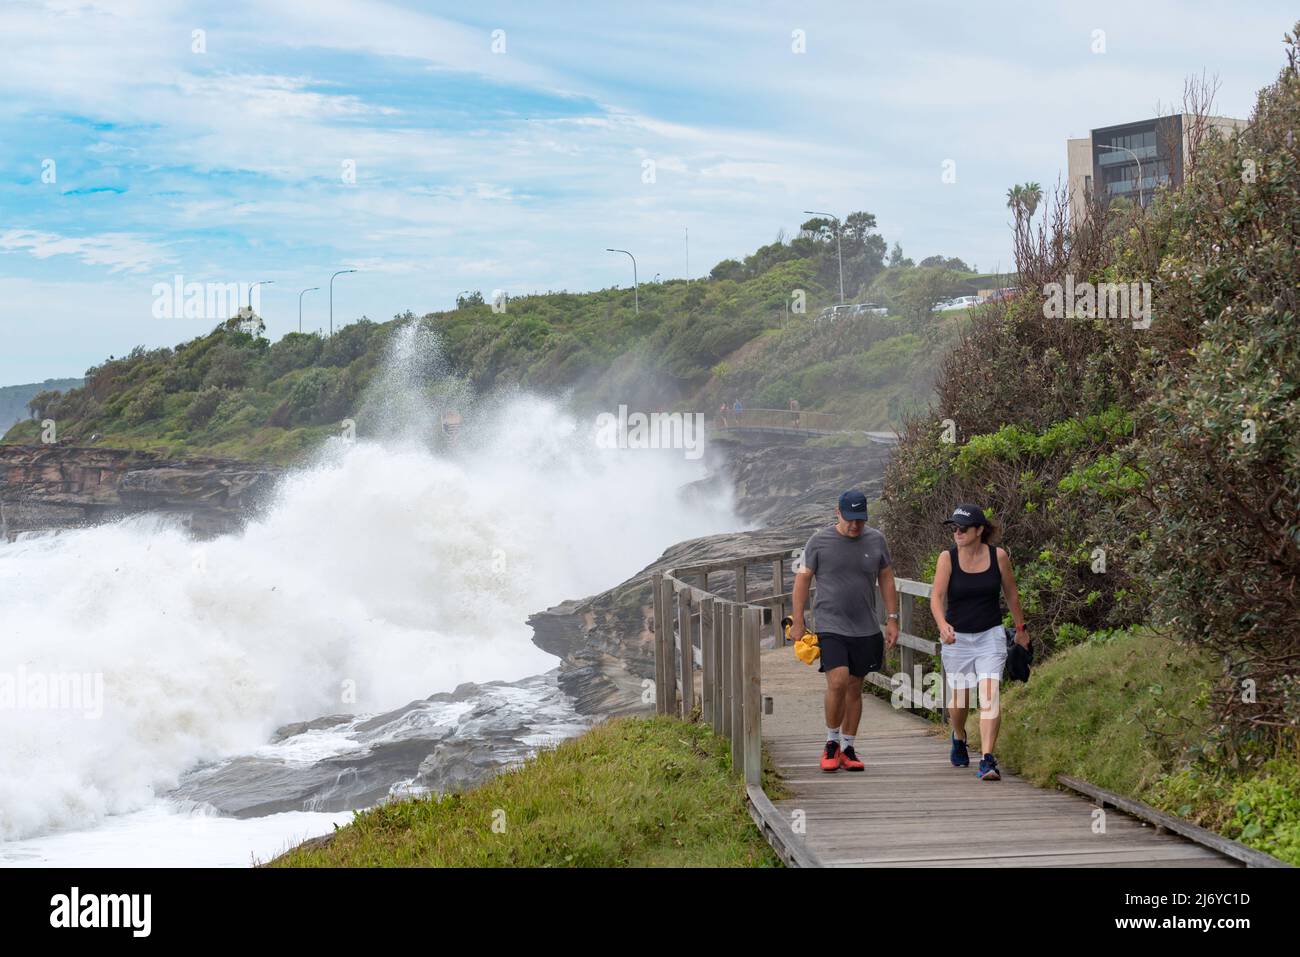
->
<box><xmin>826</xmin><ymin>727</ymin><xmax>841</xmax><ymax>745</ymax></box>
<box><xmin>841</xmin><ymin>734</ymin><xmax>855</xmax><ymax>751</ymax></box>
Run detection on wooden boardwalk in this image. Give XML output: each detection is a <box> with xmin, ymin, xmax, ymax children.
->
<box><xmin>759</xmin><ymin>648</ymin><xmax>1239</xmax><ymax>868</ymax></box>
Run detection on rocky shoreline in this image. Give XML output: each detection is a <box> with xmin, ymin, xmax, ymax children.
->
<box><xmin>0</xmin><ymin>444</ymin><xmax>281</xmax><ymax>540</ymax></box>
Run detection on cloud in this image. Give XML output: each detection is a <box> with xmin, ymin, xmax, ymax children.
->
<box><xmin>0</xmin><ymin>229</ymin><xmax>170</xmax><ymax>273</ymax></box>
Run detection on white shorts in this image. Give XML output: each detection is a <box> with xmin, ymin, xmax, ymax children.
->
<box><xmin>941</xmin><ymin>625</ymin><xmax>1006</xmax><ymax>689</ymax></box>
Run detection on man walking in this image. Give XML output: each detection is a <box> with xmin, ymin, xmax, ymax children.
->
<box><xmin>790</xmin><ymin>490</ymin><xmax>899</xmax><ymax>772</ymax></box>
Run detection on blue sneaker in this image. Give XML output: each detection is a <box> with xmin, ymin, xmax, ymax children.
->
<box><xmin>949</xmin><ymin>734</ymin><xmax>970</xmax><ymax>767</ymax></box>
<box><xmin>977</xmin><ymin>753</ymin><xmax>1001</xmax><ymax>781</ymax></box>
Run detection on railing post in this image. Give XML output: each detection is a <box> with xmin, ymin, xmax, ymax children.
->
<box><xmin>652</xmin><ymin>572</ymin><xmax>666</xmax><ymax>715</ymax></box>
<box><xmin>898</xmin><ymin>590</ymin><xmax>915</xmax><ymax>711</ymax></box>
<box><xmin>730</xmin><ymin>603</ymin><xmax>744</xmax><ymax>774</ymax></box>
<box><xmin>735</xmin><ymin>563</ymin><xmax>747</xmax><ymax>604</ymax></box>
<box><xmin>712</xmin><ymin>599</ymin><xmax>724</xmax><ymax>734</ymax></box>
<box><xmin>743</xmin><ymin>605</ymin><xmax>762</xmax><ymax>787</ymax></box>
<box><xmin>678</xmin><ymin>586</ymin><xmax>694</xmax><ymax>719</ymax></box>
<box><xmin>701</xmin><ymin>595</ymin><xmax>714</xmax><ymax>725</ymax></box>
<box><xmin>771</xmin><ymin>558</ymin><xmax>784</xmax><ymax>645</ymax></box>
<box><xmin>660</xmin><ymin>577</ymin><xmax>677</xmax><ymax>716</ymax></box>
<box><xmin>719</xmin><ymin>602</ymin><xmax>732</xmax><ymax>738</ymax></box>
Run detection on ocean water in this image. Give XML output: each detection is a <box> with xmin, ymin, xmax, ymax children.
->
<box><xmin>0</xmin><ymin>322</ymin><xmax>740</xmax><ymax>864</ymax></box>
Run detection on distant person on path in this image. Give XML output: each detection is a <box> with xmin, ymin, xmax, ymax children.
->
<box><xmin>789</xmin><ymin>398</ymin><xmax>800</xmax><ymax>429</ymax></box>
<box><xmin>732</xmin><ymin>398</ymin><xmax>743</xmax><ymax>416</ymax></box>
<box><xmin>717</xmin><ymin>402</ymin><xmax>730</xmax><ymax>428</ymax></box>
<box><xmin>791</xmin><ymin>490</ymin><xmax>899</xmax><ymax>772</ymax></box>
<box><xmin>928</xmin><ymin>504</ymin><xmax>1028</xmax><ymax>781</ymax></box>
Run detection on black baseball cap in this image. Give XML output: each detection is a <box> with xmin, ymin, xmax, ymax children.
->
<box><xmin>838</xmin><ymin>490</ymin><xmax>868</xmax><ymax>520</ymax></box>
<box><xmin>943</xmin><ymin>503</ymin><xmax>987</xmax><ymax>528</ymax></box>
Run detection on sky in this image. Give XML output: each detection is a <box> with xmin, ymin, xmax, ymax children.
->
<box><xmin>0</xmin><ymin>0</ymin><xmax>1294</xmax><ymax>384</ymax></box>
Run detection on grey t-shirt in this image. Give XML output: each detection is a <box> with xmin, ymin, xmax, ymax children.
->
<box><xmin>801</xmin><ymin>524</ymin><xmax>892</xmax><ymax>636</ymax></box>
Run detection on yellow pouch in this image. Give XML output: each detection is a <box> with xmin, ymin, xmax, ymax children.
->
<box><xmin>782</xmin><ymin>616</ymin><xmax>821</xmax><ymax>665</ymax></box>
<box><xmin>794</xmin><ymin>633</ymin><xmax>820</xmax><ymax>665</ymax></box>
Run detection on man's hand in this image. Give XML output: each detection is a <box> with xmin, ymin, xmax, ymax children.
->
<box><xmin>939</xmin><ymin>621</ymin><xmax>956</xmax><ymax>644</ymax></box>
<box><xmin>884</xmin><ymin>618</ymin><xmax>899</xmax><ymax>649</ymax></box>
<box><xmin>791</xmin><ymin>615</ymin><xmax>807</xmax><ymax>639</ymax></box>
<box><xmin>1015</xmin><ymin>626</ymin><xmax>1030</xmax><ymax>649</ymax></box>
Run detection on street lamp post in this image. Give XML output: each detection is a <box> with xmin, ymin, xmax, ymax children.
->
<box><xmin>298</xmin><ymin>286</ymin><xmax>319</xmax><ymax>334</ymax></box>
<box><xmin>605</xmin><ymin>248</ymin><xmax>638</xmax><ymax>314</ymax></box>
<box><xmin>805</xmin><ymin>210</ymin><xmax>844</xmax><ymax>304</ymax></box>
<box><xmin>1097</xmin><ymin>144</ymin><xmax>1145</xmax><ymax>208</ymax></box>
<box><xmin>249</xmin><ymin>280</ymin><xmax>274</xmax><ymax>312</ymax></box>
<box><xmin>329</xmin><ymin>269</ymin><xmax>357</xmax><ymax>337</ymax></box>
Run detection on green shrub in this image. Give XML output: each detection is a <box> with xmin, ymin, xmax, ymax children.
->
<box><xmin>184</xmin><ymin>386</ymin><xmax>224</xmax><ymax>429</ymax></box>
<box><xmin>1134</xmin><ymin>34</ymin><xmax>1300</xmax><ymax>731</ymax></box>
<box><xmin>123</xmin><ymin>382</ymin><xmax>165</xmax><ymax>425</ymax></box>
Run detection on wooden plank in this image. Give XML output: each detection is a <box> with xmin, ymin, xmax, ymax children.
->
<box><xmin>896</xmin><ymin>579</ymin><xmax>933</xmax><ymax>598</ymax></box>
<box><xmin>677</xmin><ymin>587</ymin><xmax>694</xmax><ymax>719</ymax></box>
<box><xmin>746</xmin><ymin>784</ymin><xmax>822</xmax><ymax>868</ymax></box>
<box><xmin>896</xmin><ymin>631</ymin><xmax>936</xmax><ymax>654</ymax></box>
<box><xmin>717</xmin><ymin>598</ymin><xmax>728</xmax><ymax>733</ymax></box>
<box><xmin>1058</xmin><ymin>775</ymin><xmax>1289</xmax><ymax>868</ymax></box>
<box><xmin>742</xmin><ymin>606</ymin><xmax>762</xmax><ymax>787</ymax></box>
<box><xmin>771</xmin><ymin>559</ymin><xmax>784</xmax><ymax>645</ymax></box>
<box><xmin>651</xmin><ymin>571</ymin><xmax>665</xmax><ymax>715</ymax></box>
<box><xmin>730</xmin><ymin>602</ymin><xmax>743</xmax><ymax>774</ymax></box>
<box><xmin>719</xmin><ymin>602</ymin><xmax>731</xmax><ymax>738</ymax></box>
<box><xmin>700</xmin><ymin>596</ymin><xmax>714</xmax><ymax>725</ymax></box>
<box><xmin>659</xmin><ymin>578</ymin><xmax>676</xmax><ymax>715</ymax></box>
<box><xmin>897</xmin><ymin>591</ymin><xmax>914</xmax><ymax>713</ymax></box>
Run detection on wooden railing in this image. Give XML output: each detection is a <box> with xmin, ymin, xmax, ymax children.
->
<box><xmin>652</xmin><ymin>545</ymin><xmax>938</xmax><ymax>865</ymax></box>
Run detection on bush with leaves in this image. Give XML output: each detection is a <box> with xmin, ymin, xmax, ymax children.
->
<box><xmin>1133</xmin><ymin>34</ymin><xmax>1300</xmax><ymax>731</ymax></box>
<box><xmin>184</xmin><ymin>386</ymin><xmax>225</xmax><ymax>430</ymax></box>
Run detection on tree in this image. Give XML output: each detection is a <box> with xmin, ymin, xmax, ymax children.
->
<box><xmin>918</xmin><ymin>256</ymin><xmax>971</xmax><ymax>271</ymax></box>
<box><xmin>1007</xmin><ymin>182</ymin><xmax>1045</xmax><ymax>226</ymax></box>
<box><xmin>709</xmin><ymin>259</ymin><xmax>744</xmax><ymax>281</ymax></box>
<box><xmin>1006</xmin><ymin>184</ymin><xmax>1026</xmax><ymax>225</ymax></box>
<box><xmin>888</xmin><ymin>242</ymin><xmax>911</xmax><ymax>269</ymax></box>
<box><xmin>1022</xmin><ymin>182</ymin><xmax>1043</xmax><ymax>219</ymax></box>
<box><xmin>27</xmin><ymin>389</ymin><xmax>61</xmax><ymax>421</ymax></box>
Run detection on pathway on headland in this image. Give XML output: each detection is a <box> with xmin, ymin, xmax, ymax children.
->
<box><xmin>758</xmin><ymin>648</ymin><xmax>1238</xmax><ymax>868</ymax></box>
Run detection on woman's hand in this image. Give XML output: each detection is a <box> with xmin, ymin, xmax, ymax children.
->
<box><xmin>939</xmin><ymin>621</ymin><xmax>956</xmax><ymax>644</ymax></box>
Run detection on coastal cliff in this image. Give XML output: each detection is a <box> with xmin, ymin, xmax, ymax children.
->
<box><xmin>0</xmin><ymin>444</ymin><xmax>281</xmax><ymax>539</ymax></box>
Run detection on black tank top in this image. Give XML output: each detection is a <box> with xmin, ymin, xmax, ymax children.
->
<box><xmin>946</xmin><ymin>544</ymin><xmax>1003</xmax><ymax>632</ymax></box>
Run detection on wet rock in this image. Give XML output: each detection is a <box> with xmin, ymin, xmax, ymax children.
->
<box><xmin>0</xmin><ymin>444</ymin><xmax>280</xmax><ymax>539</ymax></box>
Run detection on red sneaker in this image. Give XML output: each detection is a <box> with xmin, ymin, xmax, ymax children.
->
<box><xmin>839</xmin><ymin>746</ymin><xmax>864</xmax><ymax>771</ymax></box>
<box><xmin>820</xmin><ymin>741</ymin><xmax>840</xmax><ymax>772</ymax></box>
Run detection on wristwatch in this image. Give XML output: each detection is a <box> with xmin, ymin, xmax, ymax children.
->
<box><xmin>887</xmin><ymin>612</ymin><xmax>900</xmax><ymax>621</ymax></box>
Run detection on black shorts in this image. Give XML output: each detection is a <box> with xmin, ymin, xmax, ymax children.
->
<box><xmin>818</xmin><ymin>632</ymin><xmax>884</xmax><ymax>677</ymax></box>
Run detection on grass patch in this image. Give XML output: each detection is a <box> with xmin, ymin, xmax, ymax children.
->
<box><xmin>986</xmin><ymin>629</ymin><xmax>1298</xmax><ymax>865</ymax></box>
<box><xmin>268</xmin><ymin>716</ymin><xmax>782</xmax><ymax>867</ymax></box>
<box><xmin>993</xmin><ymin>629</ymin><xmax>1217</xmax><ymax>796</ymax></box>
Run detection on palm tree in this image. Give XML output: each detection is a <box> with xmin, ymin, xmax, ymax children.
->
<box><xmin>1022</xmin><ymin>182</ymin><xmax>1043</xmax><ymax>220</ymax></box>
<box><xmin>1006</xmin><ymin>184</ymin><xmax>1026</xmax><ymax>231</ymax></box>
<box><xmin>1006</xmin><ymin>184</ymin><xmax>1024</xmax><ymax>217</ymax></box>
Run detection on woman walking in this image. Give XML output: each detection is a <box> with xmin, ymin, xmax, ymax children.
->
<box><xmin>928</xmin><ymin>504</ymin><xmax>1028</xmax><ymax>781</ymax></box>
